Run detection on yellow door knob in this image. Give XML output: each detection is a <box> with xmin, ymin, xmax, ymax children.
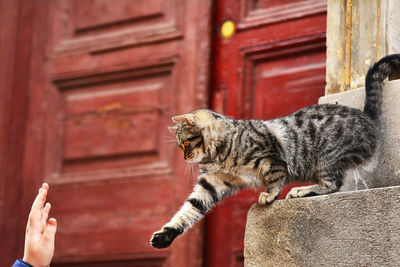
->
<box><xmin>221</xmin><ymin>20</ymin><xmax>235</xmax><ymax>39</ymax></box>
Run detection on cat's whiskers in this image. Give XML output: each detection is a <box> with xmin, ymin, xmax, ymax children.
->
<box><xmin>185</xmin><ymin>161</ymin><xmax>198</xmax><ymax>180</ymax></box>
<box><xmin>162</xmin><ymin>134</ymin><xmax>177</xmax><ymax>144</ymax></box>
<box><xmin>161</xmin><ymin>135</ymin><xmax>179</xmax><ymax>151</ymax></box>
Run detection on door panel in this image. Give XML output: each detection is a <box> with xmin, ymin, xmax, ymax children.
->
<box><xmin>73</xmin><ymin>0</ymin><xmax>166</xmax><ymax>32</ymax></box>
<box><xmin>50</xmin><ymin>0</ymin><xmax>181</xmax><ymax>53</ymax></box>
<box><xmin>45</xmin><ymin>60</ymin><xmax>176</xmax><ymax>185</ymax></box>
<box><xmin>8</xmin><ymin>0</ymin><xmax>211</xmax><ymax>266</ymax></box>
<box><xmin>206</xmin><ymin>0</ymin><xmax>327</xmax><ymax>266</ymax></box>
<box><xmin>51</xmin><ymin>178</ymin><xmax>172</xmax><ymax>258</ymax></box>
<box><xmin>244</xmin><ymin>39</ymin><xmax>326</xmax><ymax>119</ymax></box>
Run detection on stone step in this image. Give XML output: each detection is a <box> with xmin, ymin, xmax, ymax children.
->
<box><xmin>244</xmin><ymin>186</ymin><xmax>400</xmax><ymax>267</ymax></box>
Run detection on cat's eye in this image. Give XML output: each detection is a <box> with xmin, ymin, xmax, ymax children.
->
<box><xmin>183</xmin><ymin>141</ymin><xmax>189</xmax><ymax>147</ymax></box>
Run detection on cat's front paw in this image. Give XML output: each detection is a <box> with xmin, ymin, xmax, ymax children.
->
<box><xmin>258</xmin><ymin>192</ymin><xmax>278</xmax><ymax>205</ymax></box>
<box><xmin>150</xmin><ymin>227</ymin><xmax>182</xmax><ymax>249</ymax></box>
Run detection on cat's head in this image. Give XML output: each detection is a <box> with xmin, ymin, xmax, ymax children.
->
<box><xmin>169</xmin><ymin>109</ymin><xmax>217</xmax><ymax>163</ymax></box>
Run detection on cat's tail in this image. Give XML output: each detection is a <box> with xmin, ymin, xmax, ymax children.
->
<box><xmin>364</xmin><ymin>54</ymin><xmax>400</xmax><ymax>121</ymax></box>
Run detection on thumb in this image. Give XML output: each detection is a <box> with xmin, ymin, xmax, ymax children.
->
<box><xmin>42</xmin><ymin>218</ymin><xmax>57</xmax><ymax>245</ymax></box>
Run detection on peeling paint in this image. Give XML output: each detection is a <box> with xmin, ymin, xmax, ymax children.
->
<box><xmin>106</xmin><ymin>119</ymin><xmax>133</xmax><ymax>128</ymax></box>
<box><xmin>376</xmin><ymin>0</ymin><xmax>381</xmax><ymax>60</ymax></box>
<box><xmin>326</xmin><ymin>0</ymin><xmax>397</xmax><ymax>95</ymax></box>
<box><xmin>97</xmin><ymin>102</ymin><xmax>123</xmax><ymax>114</ymax></box>
<box><xmin>351</xmin><ymin>4</ymin><xmax>358</xmax><ymax>27</ymax></box>
<box><xmin>344</xmin><ymin>0</ymin><xmax>353</xmax><ymax>90</ymax></box>
<box><xmin>339</xmin><ymin>68</ymin><xmax>346</xmax><ymax>92</ymax></box>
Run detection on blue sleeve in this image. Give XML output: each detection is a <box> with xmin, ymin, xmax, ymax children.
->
<box><xmin>12</xmin><ymin>259</ymin><xmax>34</xmax><ymax>267</ymax></box>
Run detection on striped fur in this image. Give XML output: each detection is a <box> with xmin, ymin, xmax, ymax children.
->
<box><xmin>150</xmin><ymin>54</ymin><xmax>400</xmax><ymax>249</ymax></box>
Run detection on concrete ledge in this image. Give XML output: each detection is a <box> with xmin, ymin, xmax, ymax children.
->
<box><xmin>244</xmin><ymin>186</ymin><xmax>400</xmax><ymax>267</ymax></box>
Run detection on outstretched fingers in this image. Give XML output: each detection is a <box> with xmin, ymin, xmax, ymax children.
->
<box><xmin>31</xmin><ymin>184</ymin><xmax>49</xmax><ymax>211</ymax></box>
<box><xmin>41</xmin><ymin>218</ymin><xmax>57</xmax><ymax>247</ymax></box>
<box><xmin>28</xmin><ymin>183</ymin><xmax>50</xmax><ymax>237</ymax></box>
<box><xmin>29</xmin><ymin>185</ymin><xmax>47</xmax><ymax>225</ymax></box>
<box><xmin>41</xmin><ymin>202</ymin><xmax>51</xmax><ymax>230</ymax></box>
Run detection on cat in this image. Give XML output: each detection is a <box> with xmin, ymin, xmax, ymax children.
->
<box><xmin>150</xmin><ymin>54</ymin><xmax>400</xmax><ymax>249</ymax></box>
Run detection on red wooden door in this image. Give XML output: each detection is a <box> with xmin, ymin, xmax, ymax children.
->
<box><xmin>0</xmin><ymin>1</ymin><xmax>211</xmax><ymax>266</ymax></box>
<box><xmin>205</xmin><ymin>1</ymin><xmax>327</xmax><ymax>266</ymax></box>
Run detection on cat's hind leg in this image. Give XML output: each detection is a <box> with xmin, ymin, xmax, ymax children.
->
<box><xmin>286</xmin><ymin>168</ymin><xmax>343</xmax><ymax>199</ymax></box>
<box><xmin>285</xmin><ymin>182</ymin><xmax>338</xmax><ymax>199</ymax></box>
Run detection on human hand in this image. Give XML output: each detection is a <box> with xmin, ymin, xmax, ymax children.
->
<box><xmin>23</xmin><ymin>183</ymin><xmax>57</xmax><ymax>267</ymax></box>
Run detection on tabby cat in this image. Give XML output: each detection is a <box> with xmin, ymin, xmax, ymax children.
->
<box><xmin>150</xmin><ymin>54</ymin><xmax>400</xmax><ymax>249</ymax></box>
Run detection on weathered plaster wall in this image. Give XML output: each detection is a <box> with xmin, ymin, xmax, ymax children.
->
<box><xmin>326</xmin><ymin>0</ymin><xmax>400</xmax><ymax>95</ymax></box>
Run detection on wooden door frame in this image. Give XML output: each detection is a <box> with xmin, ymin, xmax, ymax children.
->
<box><xmin>0</xmin><ymin>0</ymin><xmax>213</xmax><ymax>266</ymax></box>
<box><xmin>0</xmin><ymin>1</ymin><xmax>42</xmax><ymax>265</ymax></box>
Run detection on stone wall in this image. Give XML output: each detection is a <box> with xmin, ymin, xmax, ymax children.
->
<box><xmin>326</xmin><ymin>0</ymin><xmax>400</xmax><ymax>95</ymax></box>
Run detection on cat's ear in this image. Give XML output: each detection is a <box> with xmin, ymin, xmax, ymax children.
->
<box><xmin>168</xmin><ymin>125</ymin><xmax>178</xmax><ymax>134</ymax></box>
<box><xmin>172</xmin><ymin>113</ymin><xmax>195</xmax><ymax>126</ymax></box>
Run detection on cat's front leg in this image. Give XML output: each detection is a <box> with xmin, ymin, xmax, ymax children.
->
<box><xmin>150</xmin><ymin>172</ymin><xmax>240</xmax><ymax>249</ymax></box>
<box><xmin>258</xmin><ymin>163</ymin><xmax>286</xmax><ymax>205</ymax></box>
